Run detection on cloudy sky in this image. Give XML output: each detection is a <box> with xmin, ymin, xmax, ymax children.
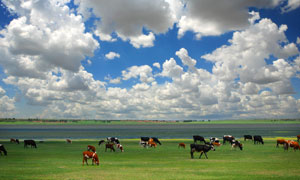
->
<box><xmin>0</xmin><ymin>0</ymin><xmax>300</xmax><ymax>120</ymax></box>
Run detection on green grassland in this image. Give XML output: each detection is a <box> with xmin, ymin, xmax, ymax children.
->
<box><xmin>1</xmin><ymin>139</ymin><xmax>300</xmax><ymax>180</ymax></box>
<box><xmin>1</xmin><ymin>118</ymin><xmax>300</xmax><ymax>125</ymax></box>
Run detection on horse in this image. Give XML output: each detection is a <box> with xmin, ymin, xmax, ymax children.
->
<box><xmin>66</xmin><ymin>139</ymin><xmax>72</xmax><ymax>144</ymax></box>
<box><xmin>82</xmin><ymin>151</ymin><xmax>99</xmax><ymax>166</ymax></box>
<box><xmin>10</xmin><ymin>138</ymin><xmax>20</xmax><ymax>144</ymax></box>
<box><xmin>87</xmin><ymin>145</ymin><xmax>96</xmax><ymax>152</ymax></box>
<box><xmin>105</xmin><ymin>143</ymin><xmax>115</xmax><ymax>152</ymax></box>
<box><xmin>178</xmin><ymin>143</ymin><xmax>186</xmax><ymax>149</ymax></box>
<box><xmin>24</xmin><ymin>140</ymin><xmax>37</xmax><ymax>148</ymax></box>
<box><xmin>0</xmin><ymin>144</ymin><xmax>7</xmax><ymax>156</ymax></box>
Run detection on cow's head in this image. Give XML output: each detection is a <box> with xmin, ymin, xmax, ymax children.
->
<box><xmin>209</xmin><ymin>144</ymin><xmax>216</xmax><ymax>151</ymax></box>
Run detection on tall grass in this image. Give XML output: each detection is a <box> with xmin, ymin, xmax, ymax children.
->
<box><xmin>0</xmin><ymin>139</ymin><xmax>300</xmax><ymax>179</ymax></box>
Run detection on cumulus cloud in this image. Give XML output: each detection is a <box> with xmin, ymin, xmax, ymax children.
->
<box><xmin>105</xmin><ymin>52</ymin><xmax>120</xmax><ymax>60</ymax></box>
<box><xmin>75</xmin><ymin>0</ymin><xmax>180</xmax><ymax>48</ymax></box>
<box><xmin>0</xmin><ymin>86</ymin><xmax>16</xmax><ymax>117</ymax></box>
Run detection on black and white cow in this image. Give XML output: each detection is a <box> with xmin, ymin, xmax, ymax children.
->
<box><xmin>254</xmin><ymin>135</ymin><xmax>264</xmax><ymax>145</ymax></box>
<box><xmin>193</xmin><ymin>135</ymin><xmax>206</xmax><ymax>144</ymax></box>
<box><xmin>24</xmin><ymin>140</ymin><xmax>37</xmax><ymax>148</ymax></box>
<box><xmin>190</xmin><ymin>143</ymin><xmax>215</xmax><ymax>159</ymax></box>
<box><xmin>231</xmin><ymin>140</ymin><xmax>243</xmax><ymax>150</ymax></box>
<box><xmin>0</xmin><ymin>144</ymin><xmax>7</xmax><ymax>156</ymax></box>
<box><xmin>223</xmin><ymin>135</ymin><xmax>235</xmax><ymax>145</ymax></box>
<box><xmin>244</xmin><ymin>135</ymin><xmax>253</xmax><ymax>141</ymax></box>
<box><xmin>107</xmin><ymin>137</ymin><xmax>120</xmax><ymax>144</ymax></box>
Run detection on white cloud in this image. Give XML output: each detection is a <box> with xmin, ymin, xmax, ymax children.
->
<box><xmin>153</xmin><ymin>62</ymin><xmax>161</xmax><ymax>69</ymax></box>
<box><xmin>281</xmin><ymin>0</ymin><xmax>300</xmax><ymax>12</ymax></box>
<box><xmin>122</xmin><ymin>65</ymin><xmax>154</xmax><ymax>83</ymax></box>
<box><xmin>105</xmin><ymin>52</ymin><xmax>120</xmax><ymax>60</ymax></box>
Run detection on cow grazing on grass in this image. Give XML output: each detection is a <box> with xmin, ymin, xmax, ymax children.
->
<box><xmin>66</xmin><ymin>139</ymin><xmax>72</xmax><ymax>144</ymax></box>
<box><xmin>10</xmin><ymin>138</ymin><xmax>20</xmax><ymax>144</ymax></box>
<box><xmin>190</xmin><ymin>143</ymin><xmax>215</xmax><ymax>159</ymax></box>
<box><xmin>210</xmin><ymin>137</ymin><xmax>221</xmax><ymax>147</ymax></box>
<box><xmin>277</xmin><ymin>139</ymin><xmax>289</xmax><ymax>148</ymax></box>
<box><xmin>244</xmin><ymin>135</ymin><xmax>252</xmax><ymax>141</ymax></box>
<box><xmin>0</xmin><ymin>144</ymin><xmax>7</xmax><ymax>156</ymax></box>
<box><xmin>116</xmin><ymin>144</ymin><xmax>124</xmax><ymax>152</ymax></box>
<box><xmin>193</xmin><ymin>135</ymin><xmax>206</xmax><ymax>144</ymax></box>
<box><xmin>254</xmin><ymin>135</ymin><xmax>264</xmax><ymax>145</ymax></box>
<box><xmin>24</xmin><ymin>140</ymin><xmax>37</xmax><ymax>148</ymax></box>
<box><xmin>178</xmin><ymin>143</ymin><xmax>186</xmax><ymax>149</ymax></box>
<box><xmin>289</xmin><ymin>141</ymin><xmax>300</xmax><ymax>151</ymax></box>
<box><xmin>223</xmin><ymin>135</ymin><xmax>235</xmax><ymax>145</ymax></box>
<box><xmin>82</xmin><ymin>151</ymin><xmax>99</xmax><ymax>166</ymax></box>
<box><xmin>105</xmin><ymin>143</ymin><xmax>115</xmax><ymax>152</ymax></box>
<box><xmin>297</xmin><ymin>135</ymin><xmax>300</xmax><ymax>142</ymax></box>
<box><xmin>231</xmin><ymin>140</ymin><xmax>243</xmax><ymax>150</ymax></box>
<box><xmin>87</xmin><ymin>145</ymin><xmax>96</xmax><ymax>152</ymax></box>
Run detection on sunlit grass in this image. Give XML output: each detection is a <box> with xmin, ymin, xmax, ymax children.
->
<box><xmin>0</xmin><ymin>140</ymin><xmax>300</xmax><ymax>179</ymax></box>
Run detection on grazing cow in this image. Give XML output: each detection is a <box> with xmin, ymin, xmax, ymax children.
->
<box><xmin>82</xmin><ymin>151</ymin><xmax>99</xmax><ymax>166</ymax></box>
<box><xmin>87</xmin><ymin>145</ymin><xmax>96</xmax><ymax>152</ymax></box>
<box><xmin>297</xmin><ymin>135</ymin><xmax>300</xmax><ymax>142</ymax></box>
<box><xmin>24</xmin><ymin>140</ymin><xmax>37</xmax><ymax>148</ymax></box>
<box><xmin>290</xmin><ymin>141</ymin><xmax>300</xmax><ymax>151</ymax></box>
<box><xmin>254</xmin><ymin>135</ymin><xmax>264</xmax><ymax>145</ymax></box>
<box><xmin>66</xmin><ymin>139</ymin><xmax>72</xmax><ymax>144</ymax></box>
<box><xmin>231</xmin><ymin>140</ymin><xmax>243</xmax><ymax>150</ymax></box>
<box><xmin>0</xmin><ymin>144</ymin><xmax>7</xmax><ymax>156</ymax></box>
<box><xmin>98</xmin><ymin>140</ymin><xmax>105</xmax><ymax>146</ymax></box>
<box><xmin>244</xmin><ymin>135</ymin><xmax>253</xmax><ymax>141</ymax></box>
<box><xmin>190</xmin><ymin>143</ymin><xmax>215</xmax><ymax>159</ymax></box>
<box><xmin>210</xmin><ymin>137</ymin><xmax>221</xmax><ymax>147</ymax></box>
<box><xmin>193</xmin><ymin>135</ymin><xmax>206</xmax><ymax>144</ymax></box>
<box><xmin>107</xmin><ymin>137</ymin><xmax>120</xmax><ymax>144</ymax></box>
<box><xmin>105</xmin><ymin>143</ymin><xmax>115</xmax><ymax>152</ymax></box>
<box><xmin>10</xmin><ymin>138</ymin><xmax>20</xmax><ymax>144</ymax></box>
<box><xmin>276</xmin><ymin>139</ymin><xmax>289</xmax><ymax>147</ymax></box>
<box><xmin>223</xmin><ymin>135</ymin><xmax>235</xmax><ymax>145</ymax></box>
<box><xmin>178</xmin><ymin>143</ymin><xmax>186</xmax><ymax>149</ymax></box>
<box><xmin>116</xmin><ymin>144</ymin><xmax>124</xmax><ymax>152</ymax></box>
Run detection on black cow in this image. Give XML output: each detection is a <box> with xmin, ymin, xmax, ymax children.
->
<box><xmin>244</xmin><ymin>135</ymin><xmax>252</xmax><ymax>141</ymax></box>
<box><xmin>193</xmin><ymin>135</ymin><xmax>206</xmax><ymax>144</ymax></box>
<box><xmin>190</xmin><ymin>143</ymin><xmax>215</xmax><ymax>159</ymax></box>
<box><xmin>107</xmin><ymin>137</ymin><xmax>120</xmax><ymax>144</ymax></box>
<box><xmin>140</xmin><ymin>137</ymin><xmax>161</xmax><ymax>145</ymax></box>
<box><xmin>254</xmin><ymin>135</ymin><xmax>264</xmax><ymax>145</ymax></box>
<box><xmin>24</xmin><ymin>140</ymin><xmax>37</xmax><ymax>148</ymax></box>
<box><xmin>223</xmin><ymin>135</ymin><xmax>235</xmax><ymax>144</ymax></box>
<box><xmin>231</xmin><ymin>140</ymin><xmax>243</xmax><ymax>150</ymax></box>
<box><xmin>0</xmin><ymin>144</ymin><xmax>7</xmax><ymax>156</ymax></box>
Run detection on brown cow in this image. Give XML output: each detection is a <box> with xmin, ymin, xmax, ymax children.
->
<box><xmin>105</xmin><ymin>143</ymin><xmax>115</xmax><ymax>152</ymax></box>
<box><xmin>87</xmin><ymin>145</ymin><xmax>96</xmax><ymax>152</ymax></box>
<box><xmin>66</xmin><ymin>139</ymin><xmax>72</xmax><ymax>144</ymax></box>
<box><xmin>178</xmin><ymin>143</ymin><xmax>186</xmax><ymax>149</ymax></box>
<box><xmin>276</xmin><ymin>139</ymin><xmax>288</xmax><ymax>147</ymax></box>
<box><xmin>82</xmin><ymin>151</ymin><xmax>99</xmax><ymax>166</ymax></box>
<box><xmin>116</xmin><ymin>144</ymin><xmax>124</xmax><ymax>152</ymax></box>
<box><xmin>10</xmin><ymin>138</ymin><xmax>20</xmax><ymax>144</ymax></box>
<box><xmin>297</xmin><ymin>135</ymin><xmax>300</xmax><ymax>142</ymax></box>
<box><xmin>289</xmin><ymin>141</ymin><xmax>300</xmax><ymax>151</ymax></box>
<box><xmin>148</xmin><ymin>141</ymin><xmax>157</xmax><ymax>148</ymax></box>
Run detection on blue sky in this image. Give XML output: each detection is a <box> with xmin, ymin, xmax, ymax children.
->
<box><xmin>0</xmin><ymin>0</ymin><xmax>299</xmax><ymax>120</ymax></box>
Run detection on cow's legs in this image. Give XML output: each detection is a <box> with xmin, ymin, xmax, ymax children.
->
<box><xmin>204</xmin><ymin>152</ymin><xmax>208</xmax><ymax>159</ymax></box>
<box><xmin>199</xmin><ymin>152</ymin><xmax>203</xmax><ymax>159</ymax></box>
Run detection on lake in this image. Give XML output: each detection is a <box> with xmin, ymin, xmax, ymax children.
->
<box><xmin>1</xmin><ymin>124</ymin><xmax>299</xmax><ymax>140</ymax></box>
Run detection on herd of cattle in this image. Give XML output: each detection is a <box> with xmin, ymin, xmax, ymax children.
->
<box><xmin>1</xmin><ymin>135</ymin><xmax>299</xmax><ymax>165</ymax></box>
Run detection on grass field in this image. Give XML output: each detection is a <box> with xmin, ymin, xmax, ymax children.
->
<box><xmin>1</xmin><ymin>139</ymin><xmax>300</xmax><ymax>180</ymax></box>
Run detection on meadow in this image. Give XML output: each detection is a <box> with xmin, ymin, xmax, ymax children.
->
<box><xmin>1</xmin><ymin>139</ymin><xmax>300</xmax><ymax>180</ymax></box>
